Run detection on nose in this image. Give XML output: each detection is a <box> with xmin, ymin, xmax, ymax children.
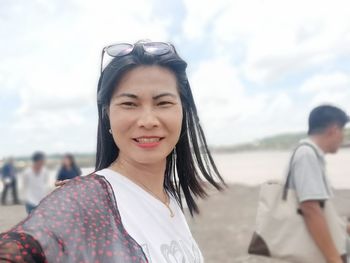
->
<box><xmin>137</xmin><ymin>108</ymin><xmax>160</xmax><ymax>129</ymax></box>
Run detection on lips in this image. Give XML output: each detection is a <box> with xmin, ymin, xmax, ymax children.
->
<box><xmin>133</xmin><ymin>136</ymin><xmax>164</xmax><ymax>148</ymax></box>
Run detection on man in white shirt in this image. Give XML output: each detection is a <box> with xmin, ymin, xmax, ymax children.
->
<box><xmin>22</xmin><ymin>152</ymin><xmax>50</xmax><ymax>214</ymax></box>
<box><xmin>289</xmin><ymin>105</ymin><xmax>350</xmax><ymax>263</ymax></box>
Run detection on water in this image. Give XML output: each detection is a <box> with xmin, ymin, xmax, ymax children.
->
<box><xmin>2</xmin><ymin>149</ymin><xmax>350</xmax><ymax>197</ymax></box>
<box><xmin>212</xmin><ymin>149</ymin><xmax>350</xmax><ymax>189</ymax></box>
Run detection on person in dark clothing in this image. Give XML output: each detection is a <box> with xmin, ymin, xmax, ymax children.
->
<box><xmin>1</xmin><ymin>158</ymin><xmax>19</xmax><ymax>205</ymax></box>
<box><xmin>55</xmin><ymin>154</ymin><xmax>81</xmax><ymax>187</ymax></box>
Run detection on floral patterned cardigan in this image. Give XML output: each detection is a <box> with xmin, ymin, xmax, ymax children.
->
<box><xmin>0</xmin><ymin>174</ymin><xmax>148</xmax><ymax>262</ymax></box>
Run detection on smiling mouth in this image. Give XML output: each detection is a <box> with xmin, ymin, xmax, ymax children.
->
<box><xmin>133</xmin><ymin>137</ymin><xmax>164</xmax><ymax>143</ymax></box>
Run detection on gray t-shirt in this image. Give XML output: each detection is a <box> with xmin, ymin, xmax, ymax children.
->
<box><xmin>288</xmin><ymin>139</ymin><xmax>333</xmax><ymax>203</ymax></box>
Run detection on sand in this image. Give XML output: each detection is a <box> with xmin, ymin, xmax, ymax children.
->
<box><xmin>1</xmin><ymin>184</ymin><xmax>350</xmax><ymax>263</ymax></box>
<box><xmin>186</xmin><ymin>185</ymin><xmax>350</xmax><ymax>262</ymax></box>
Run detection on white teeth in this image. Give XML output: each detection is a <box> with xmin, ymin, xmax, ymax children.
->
<box><xmin>136</xmin><ymin>138</ymin><xmax>160</xmax><ymax>143</ymax></box>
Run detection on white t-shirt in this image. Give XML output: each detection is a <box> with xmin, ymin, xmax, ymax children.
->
<box><xmin>288</xmin><ymin>139</ymin><xmax>334</xmax><ymax>203</ymax></box>
<box><xmin>22</xmin><ymin>167</ymin><xmax>50</xmax><ymax>206</ymax></box>
<box><xmin>96</xmin><ymin>168</ymin><xmax>204</xmax><ymax>263</ymax></box>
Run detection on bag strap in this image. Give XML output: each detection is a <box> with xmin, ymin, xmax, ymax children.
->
<box><xmin>282</xmin><ymin>142</ymin><xmax>321</xmax><ymax>200</ymax></box>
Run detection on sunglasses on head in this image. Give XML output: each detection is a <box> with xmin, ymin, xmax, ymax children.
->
<box><xmin>100</xmin><ymin>42</ymin><xmax>175</xmax><ymax>73</ymax></box>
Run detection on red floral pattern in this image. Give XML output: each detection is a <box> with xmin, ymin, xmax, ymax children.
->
<box><xmin>0</xmin><ymin>174</ymin><xmax>148</xmax><ymax>263</ymax></box>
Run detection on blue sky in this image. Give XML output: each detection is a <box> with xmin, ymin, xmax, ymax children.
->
<box><xmin>1</xmin><ymin>0</ymin><xmax>350</xmax><ymax>157</ymax></box>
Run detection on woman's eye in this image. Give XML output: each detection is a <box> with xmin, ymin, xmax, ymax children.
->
<box><xmin>158</xmin><ymin>101</ymin><xmax>173</xmax><ymax>106</ymax></box>
<box><xmin>120</xmin><ymin>102</ymin><xmax>137</xmax><ymax>107</ymax></box>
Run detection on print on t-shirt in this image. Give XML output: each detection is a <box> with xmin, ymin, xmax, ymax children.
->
<box><xmin>142</xmin><ymin>240</ymin><xmax>202</xmax><ymax>263</ymax></box>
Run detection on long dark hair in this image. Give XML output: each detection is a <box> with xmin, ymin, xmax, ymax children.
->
<box><xmin>96</xmin><ymin>41</ymin><xmax>225</xmax><ymax>215</ymax></box>
<box><xmin>61</xmin><ymin>153</ymin><xmax>81</xmax><ymax>176</ymax></box>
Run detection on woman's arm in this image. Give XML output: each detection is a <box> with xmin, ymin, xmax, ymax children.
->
<box><xmin>56</xmin><ymin>167</ymin><xmax>64</xmax><ymax>181</ymax></box>
<box><xmin>55</xmin><ymin>168</ymin><xmax>65</xmax><ymax>187</ymax></box>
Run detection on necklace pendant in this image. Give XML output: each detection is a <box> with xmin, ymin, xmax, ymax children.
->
<box><xmin>166</xmin><ymin>204</ymin><xmax>175</xmax><ymax>218</ymax></box>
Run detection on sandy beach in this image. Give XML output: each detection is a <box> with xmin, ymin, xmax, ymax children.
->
<box><xmin>1</xmin><ymin>150</ymin><xmax>350</xmax><ymax>262</ymax></box>
<box><xmin>1</xmin><ymin>185</ymin><xmax>350</xmax><ymax>263</ymax></box>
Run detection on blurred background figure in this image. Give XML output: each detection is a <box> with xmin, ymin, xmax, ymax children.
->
<box><xmin>22</xmin><ymin>152</ymin><xmax>50</xmax><ymax>214</ymax></box>
<box><xmin>55</xmin><ymin>153</ymin><xmax>81</xmax><ymax>187</ymax></box>
<box><xmin>1</xmin><ymin>158</ymin><xmax>19</xmax><ymax>205</ymax></box>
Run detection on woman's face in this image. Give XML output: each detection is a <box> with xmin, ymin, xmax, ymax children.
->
<box><xmin>62</xmin><ymin>156</ymin><xmax>72</xmax><ymax>167</ymax></box>
<box><xmin>108</xmin><ymin>65</ymin><xmax>183</xmax><ymax>165</ymax></box>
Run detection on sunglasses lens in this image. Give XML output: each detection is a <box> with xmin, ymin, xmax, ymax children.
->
<box><xmin>143</xmin><ymin>42</ymin><xmax>171</xmax><ymax>55</ymax></box>
<box><xmin>106</xmin><ymin>43</ymin><xmax>133</xmax><ymax>57</ymax></box>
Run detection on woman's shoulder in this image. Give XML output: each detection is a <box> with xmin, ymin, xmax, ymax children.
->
<box><xmin>9</xmin><ymin>173</ymin><xmax>116</xmax><ymax>232</ymax></box>
<box><xmin>53</xmin><ymin>173</ymin><xmax>107</xmax><ymax>195</ymax></box>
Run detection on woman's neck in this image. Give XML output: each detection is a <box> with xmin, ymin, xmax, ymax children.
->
<box><xmin>109</xmin><ymin>155</ymin><xmax>167</xmax><ymax>197</ymax></box>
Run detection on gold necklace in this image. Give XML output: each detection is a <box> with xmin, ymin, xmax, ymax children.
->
<box><xmin>136</xmin><ymin>181</ymin><xmax>175</xmax><ymax>218</ymax></box>
<box><xmin>110</xmin><ymin>163</ymin><xmax>175</xmax><ymax>218</ymax></box>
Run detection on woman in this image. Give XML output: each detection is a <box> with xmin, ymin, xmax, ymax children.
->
<box><xmin>0</xmin><ymin>41</ymin><xmax>225</xmax><ymax>262</ymax></box>
<box><xmin>55</xmin><ymin>154</ymin><xmax>81</xmax><ymax>187</ymax></box>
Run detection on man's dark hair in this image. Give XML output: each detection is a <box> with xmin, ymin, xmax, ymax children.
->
<box><xmin>308</xmin><ymin>105</ymin><xmax>349</xmax><ymax>135</ymax></box>
<box><xmin>32</xmin><ymin>151</ymin><xmax>45</xmax><ymax>163</ymax></box>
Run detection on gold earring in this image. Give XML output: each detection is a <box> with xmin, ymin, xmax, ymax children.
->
<box><xmin>109</xmin><ymin>129</ymin><xmax>112</xmax><ymax>134</ymax></box>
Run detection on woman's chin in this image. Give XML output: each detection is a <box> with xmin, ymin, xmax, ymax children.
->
<box><xmin>133</xmin><ymin>153</ymin><xmax>168</xmax><ymax>165</ymax></box>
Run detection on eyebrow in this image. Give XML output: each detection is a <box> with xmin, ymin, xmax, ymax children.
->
<box><xmin>115</xmin><ymin>92</ymin><xmax>177</xmax><ymax>100</ymax></box>
<box><xmin>153</xmin><ymin>93</ymin><xmax>177</xmax><ymax>100</ymax></box>
<box><xmin>115</xmin><ymin>93</ymin><xmax>138</xmax><ymax>99</ymax></box>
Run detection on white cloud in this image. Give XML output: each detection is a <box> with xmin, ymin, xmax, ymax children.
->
<box><xmin>2</xmin><ymin>0</ymin><xmax>350</xmax><ymax>156</ymax></box>
<box><xmin>182</xmin><ymin>0</ymin><xmax>350</xmax><ymax>83</ymax></box>
<box><xmin>300</xmin><ymin>72</ymin><xmax>350</xmax><ymax>93</ymax></box>
<box><xmin>188</xmin><ymin>57</ymin><xmax>334</xmax><ymax>146</ymax></box>
<box><xmin>190</xmin><ymin>58</ymin><xmax>273</xmax><ymax>145</ymax></box>
<box><xmin>0</xmin><ymin>0</ymin><xmax>171</xmax><ymax>156</ymax></box>
<box><xmin>179</xmin><ymin>0</ymin><xmax>350</xmax><ymax>146</ymax></box>
<box><xmin>182</xmin><ymin>0</ymin><xmax>229</xmax><ymax>40</ymax></box>
<box><xmin>299</xmin><ymin>72</ymin><xmax>350</xmax><ymax>113</ymax></box>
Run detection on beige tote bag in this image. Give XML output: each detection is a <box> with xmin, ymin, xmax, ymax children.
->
<box><xmin>248</xmin><ymin>143</ymin><xmax>347</xmax><ymax>263</ymax></box>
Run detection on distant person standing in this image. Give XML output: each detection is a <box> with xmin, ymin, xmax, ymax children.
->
<box><xmin>22</xmin><ymin>152</ymin><xmax>50</xmax><ymax>214</ymax></box>
<box><xmin>55</xmin><ymin>153</ymin><xmax>81</xmax><ymax>187</ymax></box>
<box><xmin>1</xmin><ymin>158</ymin><xmax>19</xmax><ymax>205</ymax></box>
<box><xmin>288</xmin><ymin>105</ymin><xmax>350</xmax><ymax>263</ymax></box>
